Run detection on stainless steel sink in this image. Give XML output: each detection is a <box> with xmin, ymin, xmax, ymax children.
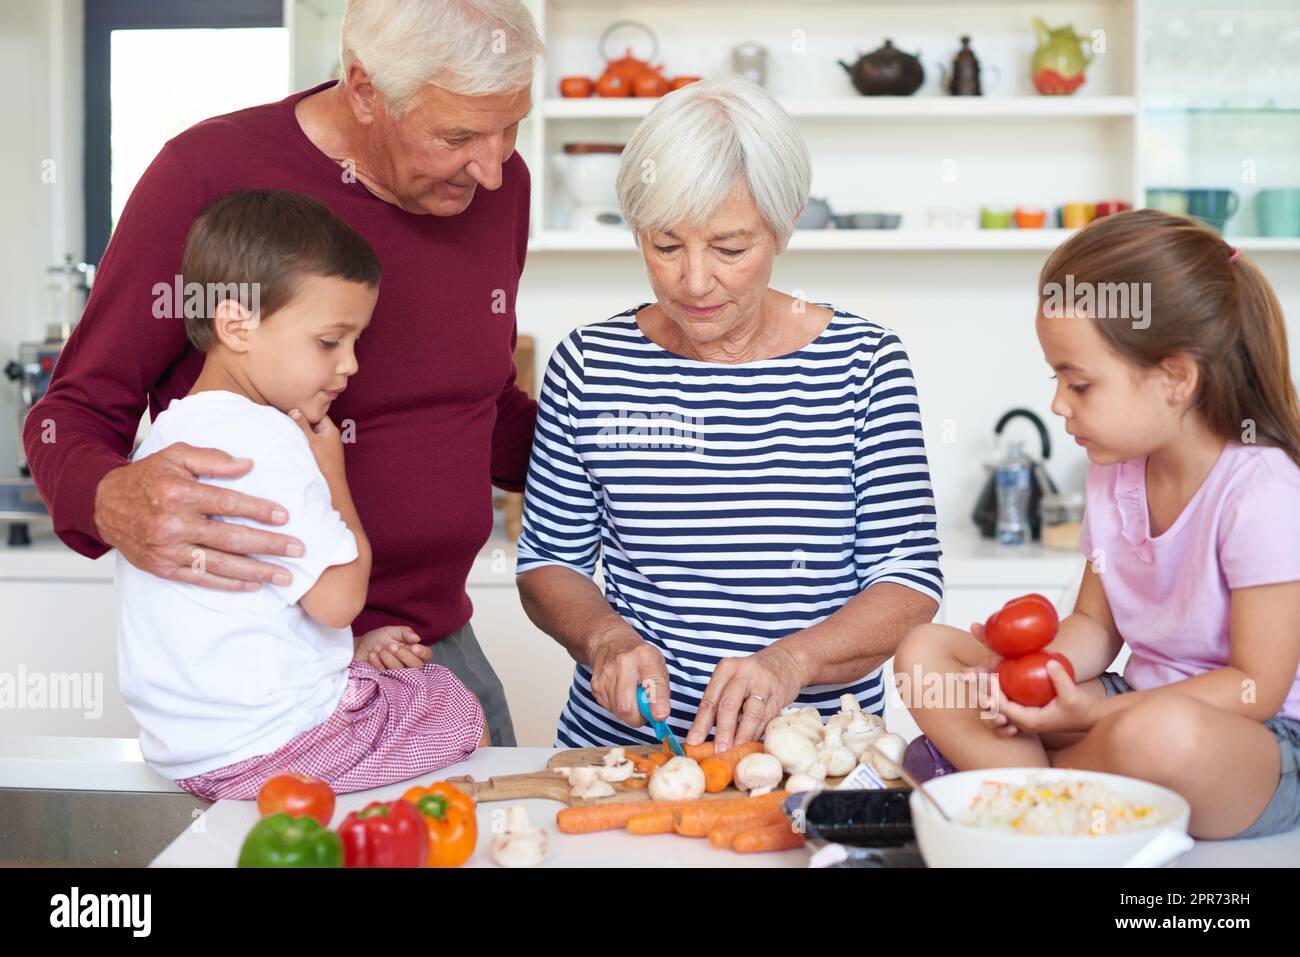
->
<box><xmin>0</xmin><ymin>788</ymin><xmax>209</xmax><ymax>866</ymax></box>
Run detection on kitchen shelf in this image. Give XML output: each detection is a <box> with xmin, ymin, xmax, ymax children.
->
<box><xmin>542</xmin><ymin>95</ymin><xmax>1140</xmax><ymax>120</ymax></box>
<box><xmin>528</xmin><ymin>227</ymin><xmax>1085</xmax><ymax>252</ymax></box>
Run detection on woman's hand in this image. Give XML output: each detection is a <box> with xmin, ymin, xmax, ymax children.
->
<box><xmin>986</xmin><ymin>657</ymin><xmax>1099</xmax><ymax>736</ymax></box>
<box><xmin>589</xmin><ymin>626</ymin><xmax>671</xmax><ymax>728</ymax></box>
<box><xmin>687</xmin><ymin>644</ymin><xmax>809</xmax><ymax>752</ymax></box>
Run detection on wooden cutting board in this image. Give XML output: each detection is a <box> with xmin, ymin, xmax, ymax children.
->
<box><xmin>444</xmin><ymin>745</ymin><xmax>902</xmax><ymax>807</ymax></box>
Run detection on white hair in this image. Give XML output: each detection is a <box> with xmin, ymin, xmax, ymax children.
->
<box><xmin>616</xmin><ymin>78</ymin><xmax>811</xmax><ymax>251</ymax></box>
<box><xmin>340</xmin><ymin>0</ymin><xmax>544</xmax><ymax>118</ymax></box>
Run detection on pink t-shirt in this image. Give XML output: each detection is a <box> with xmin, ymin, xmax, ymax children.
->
<box><xmin>1080</xmin><ymin>441</ymin><xmax>1300</xmax><ymax>721</ymax></box>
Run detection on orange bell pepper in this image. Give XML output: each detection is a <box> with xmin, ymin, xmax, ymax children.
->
<box><xmin>402</xmin><ymin>781</ymin><xmax>477</xmax><ymax>867</ymax></box>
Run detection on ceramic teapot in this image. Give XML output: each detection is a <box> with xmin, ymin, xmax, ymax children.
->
<box><xmin>1031</xmin><ymin>18</ymin><xmax>1093</xmax><ymax>95</ymax></box>
<box><xmin>839</xmin><ymin>39</ymin><xmax>925</xmax><ymax>96</ymax></box>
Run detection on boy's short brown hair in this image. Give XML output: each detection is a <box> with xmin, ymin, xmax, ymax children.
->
<box><xmin>179</xmin><ymin>189</ymin><xmax>382</xmax><ymax>351</ymax></box>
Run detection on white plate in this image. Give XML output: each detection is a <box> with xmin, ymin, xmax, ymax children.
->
<box><xmin>910</xmin><ymin>768</ymin><xmax>1191</xmax><ymax>868</ymax></box>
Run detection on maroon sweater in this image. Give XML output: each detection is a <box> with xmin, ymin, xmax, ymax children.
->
<box><xmin>26</xmin><ymin>81</ymin><xmax>537</xmax><ymax>642</ymax></box>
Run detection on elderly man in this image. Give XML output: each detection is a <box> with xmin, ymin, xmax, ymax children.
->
<box><xmin>27</xmin><ymin>0</ymin><xmax>544</xmax><ymax>746</ymax></box>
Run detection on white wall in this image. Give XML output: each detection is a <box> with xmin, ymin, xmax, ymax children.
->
<box><xmin>0</xmin><ymin>0</ymin><xmax>83</xmax><ymax>479</ymax></box>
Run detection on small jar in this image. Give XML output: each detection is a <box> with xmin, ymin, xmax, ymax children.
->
<box><xmin>1040</xmin><ymin>492</ymin><xmax>1085</xmax><ymax>551</ymax></box>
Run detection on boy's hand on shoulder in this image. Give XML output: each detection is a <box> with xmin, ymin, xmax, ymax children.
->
<box><xmin>288</xmin><ymin>409</ymin><xmax>345</xmax><ymax>481</ymax></box>
<box><xmin>354</xmin><ymin>625</ymin><xmax>431</xmax><ymax>670</ymax></box>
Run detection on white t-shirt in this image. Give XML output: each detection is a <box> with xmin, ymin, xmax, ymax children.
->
<box><xmin>116</xmin><ymin>390</ymin><xmax>359</xmax><ymax>779</ymax></box>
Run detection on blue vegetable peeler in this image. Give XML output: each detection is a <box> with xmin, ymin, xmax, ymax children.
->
<box><xmin>636</xmin><ymin>683</ymin><xmax>685</xmax><ymax>757</ymax></box>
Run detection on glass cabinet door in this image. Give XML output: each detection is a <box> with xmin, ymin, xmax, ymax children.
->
<box><xmin>1140</xmin><ymin>0</ymin><xmax>1300</xmax><ymax>239</ymax></box>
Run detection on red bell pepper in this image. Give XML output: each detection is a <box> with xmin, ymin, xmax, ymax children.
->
<box><xmin>338</xmin><ymin>799</ymin><xmax>428</xmax><ymax>868</ymax></box>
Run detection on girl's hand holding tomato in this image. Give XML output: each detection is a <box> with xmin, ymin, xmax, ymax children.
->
<box><xmin>991</xmin><ymin>655</ymin><xmax>1098</xmax><ymax>736</ymax></box>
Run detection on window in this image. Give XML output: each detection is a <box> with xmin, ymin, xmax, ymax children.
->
<box><xmin>84</xmin><ymin>0</ymin><xmax>286</xmax><ymax>262</ymax></box>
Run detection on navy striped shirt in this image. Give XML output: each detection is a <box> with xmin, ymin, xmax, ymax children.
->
<box><xmin>516</xmin><ymin>304</ymin><xmax>943</xmax><ymax>748</ymax></box>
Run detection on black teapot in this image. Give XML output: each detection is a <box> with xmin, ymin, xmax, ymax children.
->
<box><xmin>839</xmin><ymin>39</ymin><xmax>925</xmax><ymax>96</ymax></box>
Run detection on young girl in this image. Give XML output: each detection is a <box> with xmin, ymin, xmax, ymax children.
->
<box><xmin>897</xmin><ymin>208</ymin><xmax>1300</xmax><ymax>840</ymax></box>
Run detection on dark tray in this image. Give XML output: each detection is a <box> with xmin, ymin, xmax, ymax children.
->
<box><xmin>785</xmin><ymin>788</ymin><xmax>915</xmax><ymax>848</ymax></box>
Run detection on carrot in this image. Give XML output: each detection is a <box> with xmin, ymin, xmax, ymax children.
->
<box><xmin>698</xmin><ymin>741</ymin><xmax>764</xmax><ymax>793</ymax></box>
<box><xmin>626</xmin><ymin>810</ymin><xmax>675</xmax><ymax>835</ymax></box>
<box><xmin>662</xmin><ymin>740</ymin><xmax>716</xmax><ymax>761</ymax></box>
<box><xmin>731</xmin><ymin>820</ymin><xmax>806</xmax><ymax>854</ymax></box>
<box><xmin>644</xmin><ymin>752</ymin><xmax>670</xmax><ymax>770</ymax></box>
<box><xmin>556</xmin><ymin>791</ymin><xmax>788</xmax><ymax>834</ymax></box>
<box><xmin>673</xmin><ymin>790</ymin><xmax>789</xmax><ymax>836</ymax></box>
<box><xmin>621</xmin><ymin>776</ymin><xmax>648</xmax><ymax>790</ymax></box>
<box><xmin>706</xmin><ymin>808</ymin><xmax>788</xmax><ymax>847</ymax></box>
<box><xmin>624</xmin><ymin>752</ymin><xmax>659</xmax><ymax>775</ymax></box>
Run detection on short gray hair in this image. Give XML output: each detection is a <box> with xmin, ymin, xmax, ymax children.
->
<box><xmin>616</xmin><ymin>78</ymin><xmax>811</xmax><ymax>251</ymax></box>
<box><xmin>340</xmin><ymin>0</ymin><xmax>544</xmax><ymax>118</ymax></box>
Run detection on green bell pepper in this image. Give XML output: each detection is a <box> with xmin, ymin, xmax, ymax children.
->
<box><xmin>238</xmin><ymin>812</ymin><xmax>343</xmax><ymax>868</ymax></box>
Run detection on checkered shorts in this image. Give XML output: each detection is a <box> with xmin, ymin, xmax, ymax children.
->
<box><xmin>174</xmin><ymin>660</ymin><xmax>485</xmax><ymax>802</ymax></box>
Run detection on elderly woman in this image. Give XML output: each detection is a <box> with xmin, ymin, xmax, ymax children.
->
<box><xmin>517</xmin><ymin>79</ymin><xmax>944</xmax><ymax>752</ymax></box>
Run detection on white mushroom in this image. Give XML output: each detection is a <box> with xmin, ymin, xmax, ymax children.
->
<box><xmin>553</xmin><ymin>766</ymin><xmax>616</xmax><ymax>799</ymax></box>
<box><xmin>733</xmin><ymin>752</ymin><xmax>784</xmax><ymax>796</ymax></box>
<box><xmin>491</xmin><ymin>805</ymin><xmax>549</xmax><ymax>868</ymax></box>
<box><xmin>596</xmin><ymin>747</ymin><xmax>637</xmax><ymax>783</ymax></box>
<box><xmin>842</xmin><ymin>714</ymin><xmax>887</xmax><ymax>758</ymax></box>
<box><xmin>864</xmin><ymin>732</ymin><xmax>908</xmax><ymax>781</ymax></box>
<box><xmin>763</xmin><ymin>726</ymin><xmax>819</xmax><ymax>775</ymax></box>
<box><xmin>785</xmin><ymin>761</ymin><xmax>828</xmax><ymax>794</ymax></box>
<box><xmin>817</xmin><ymin>725</ymin><xmax>857</xmax><ymax>777</ymax></box>
<box><xmin>824</xmin><ymin>693</ymin><xmax>864</xmax><ymax>734</ymax></box>
<box><xmin>648</xmin><ymin>756</ymin><xmax>706</xmax><ymax>802</ymax></box>
<box><xmin>765</xmin><ymin>707</ymin><xmax>825</xmax><ymax>742</ymax></box>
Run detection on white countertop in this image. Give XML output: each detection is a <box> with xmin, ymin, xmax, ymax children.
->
<box><xmin>0</xmin><ymin>523</ymin><xmax>1078</xmax><ymax>586</ymax></box>
<box><xmin>147</xmin><ymin>746</ymin><xmax>1300</xmax><ymax>868</ymax></box>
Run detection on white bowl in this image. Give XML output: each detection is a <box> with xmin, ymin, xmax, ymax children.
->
<box><xmin>909</xmin><ymin>768</ymin><xmax>1191</xmax><ymax>868</ymax></box>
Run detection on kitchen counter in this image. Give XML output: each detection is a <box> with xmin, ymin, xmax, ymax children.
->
<box><xmin>0</xmin><ymin>523</ymin><xmax>1079</xmax><ymax>585</ymax></box>
<box><xmin>149</xmin><ymin>746</ymin><xmax>1300</xmax><ymax>868</ymax></box>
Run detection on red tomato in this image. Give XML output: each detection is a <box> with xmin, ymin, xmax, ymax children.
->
<box><xmin>984</xmin><ymin>593</ymin><xmax>1059</xmax><ymax>658</ymax></box>
<box><xmin>996</xmin><ymin>652</ymin><xmax>1075</xmax><ymax>707</ymax></box>
<box><xmin>257</xmin><ymin>772</ymin><xmax>336</xmax><ymax>827</ymax></box>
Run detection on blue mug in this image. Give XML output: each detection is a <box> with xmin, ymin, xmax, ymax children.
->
<box><xmin>1186</xmin><ymin>189</ymin><xmax>1239</xmax><ymax>234</ymax></box>
<box><xmin>1256</xmin><ymin>189</ymin><xmax>1300</xmax><ymax>238</ymax></box>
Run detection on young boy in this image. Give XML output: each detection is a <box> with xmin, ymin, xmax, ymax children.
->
<box><xmin>117</xmin><ymin>189</ymin><xmax>486</xmax><ymax>801</ymax></box>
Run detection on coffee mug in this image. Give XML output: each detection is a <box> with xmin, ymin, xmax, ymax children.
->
<box><xmin>1095</xmin><ymin>200</ymin><xmax>1132</xmax><ymax>218</ymax></box>
<box><xmin>1256</xmin><ymin>189</ymin><xmax>1300</xmax><ymax>238</ymax></box>
<box><xmin>1062</xmin><ymin>202</ymin><xmax>1096</xmax><ymax>229</ymax></box>
<box><xmin>980</xmin><ymin>207</ymin><xmax>1013</xmax><ymax>229</ymax></box>
<box><xmin>1146</xmin><ymin>188</ymin><xmax>1190</xmax><ymax>216</ymax></box>
<box><xmin>1015</xmin><ymin>206</ymin><xmax>1046</xmax><ymax>229</ymax></box>
<box><xmin>1186</xmin><ymin>189</ymin><xmax>1239</xmax><ymax>234</ymax></box>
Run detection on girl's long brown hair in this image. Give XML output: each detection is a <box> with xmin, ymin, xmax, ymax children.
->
<box><xmin>1039</xmin><ymin>208</ymin><xmax>1300</xmax><ymax>467</ymax></box>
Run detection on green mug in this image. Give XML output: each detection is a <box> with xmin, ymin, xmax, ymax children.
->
<box><xmin>1145</xmin><ymin>188</ymin><xmax>1189</xmax><ymax>216</ymax></box>
<box><xmin>1256</xmin><ymin>189</ymin><xmax>1300</xmax><ymax>238</ymax></box>
<box><xmin>980</xmin><ymin>207</ymin><xmax>1013</xmax><ymax>229</ymax></box>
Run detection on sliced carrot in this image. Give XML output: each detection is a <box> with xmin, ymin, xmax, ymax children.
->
<box><xmin>698</xmin><ymin>741</ymin><xmax>764</xmax><ymax>793</ymax></box>
<box><xmin>674</xmin><ymin>791</ymin><xmax>789</xmax><ymax>836</ymax></box>
<box><xmin>621</xmin><ymin>776</ymin><xmax>648</xmax><ymax>790</ymax></box>
<box><xmin>626</xmin><ymin>810</ymin><xmax>675</xmax><ymax>835</ymax></box>
<box><xmin>706</xmin><ymin>808</ymin><xmax>788</xmax><ymax>847</ymax></box>
<box><xmin>644</xmin><ymin>752</ymin><xmax>670</xmax><ymax>770</ymax></box>
<box><xmin>662</xmin><ymin>740</ymin><xmax>716</xmax><ymax>761</ymax></box>
<box><xmin>556</xmin><ymin>790</ymin><xmax>787</xmax><ymax>834</ymax></box>
<box><xmin>731</xmin><ymin>820</ymin><xmax>805</xmax><ymax>854</ymax></box>
<box><xmin>624</xmin><ymin>752</ymin><xmax>658</xmax><ymax>775</ymax></box>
